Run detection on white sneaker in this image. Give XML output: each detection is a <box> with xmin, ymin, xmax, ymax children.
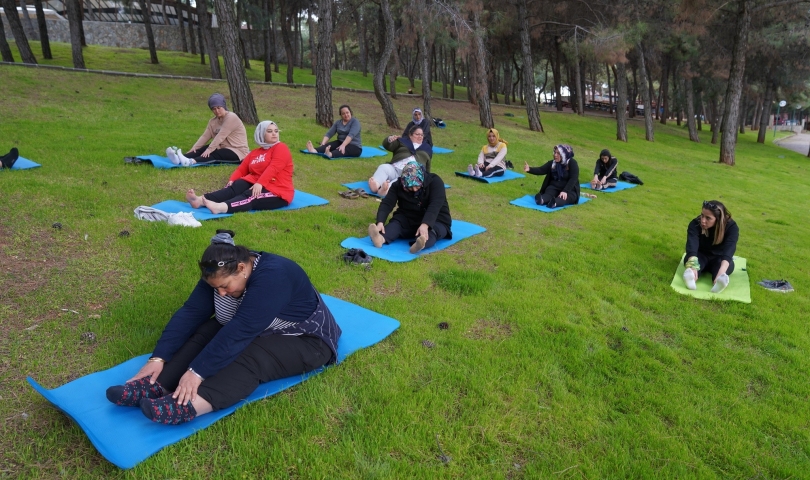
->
<box><xmin>711</xmin><ymin>273</ymin><xmax>729</xmax><ymax>293</ymax></box>
<box><xmin>166</xmin><ymin>146</ymin><xmax>180</xmax><ymax>165</ymax></box>
<box><xmin>683</xmin><ymin>269</ymin><xmax>697</xmax><ymax>290</ymax></box>
<box><xmin>167</xmin><ymin>212</ymin><xmax>202</xmax><ymax>227</ymax></box>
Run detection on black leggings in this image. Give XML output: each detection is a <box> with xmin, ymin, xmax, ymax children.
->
<box><xmin>315</xmin><ymin>140</ymin><xmax>362</xmax><ymax>158</ymax></box>
<box><xmin>535</xmin><ymin>185</ymin><xmax>578</xmax><ymax>208</ymax></box>
<box><xmin>204</xmin><ymin>179</ymin><xmax>288</xmax><ymax>213</ymax></box>
<box><xmin>481</xmin><ymin>163</ymin><xmax>505</xmax><ymax>178</ymax></box>
<box><xmin>381</xmin><ymin>218</ymin><xmax>449</xmax><ymax>249</ymax></box>
<box><xmin>694</xmin><ymin>253</ymin><xmax>735</xmax><ymax>280</ymax></box>
<box><xmin>185</xmin><ymin>145</ymin><xmax>241</xmax><ymax>164</ymax></box>
<box><xmin>156</xmin><ymin>319</ymin><xmax>333</xmax><ymax>410</ymax></box>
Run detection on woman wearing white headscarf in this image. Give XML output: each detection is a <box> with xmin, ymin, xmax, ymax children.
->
<box><xmin>389</xmin><ymin>107</ymin><xmax>433</xmax><ymax>146</ymax></box>
<box><xmin>185</xmin><ymin>121</ymin><xmax>295</xmax><ymax>214</ymax></box>
<box><xmin>523</xmin><ymin>144</ymin><xmax>581</xmax><ymax>208</ymax></box>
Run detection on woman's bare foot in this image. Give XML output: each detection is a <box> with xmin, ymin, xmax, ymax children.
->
<box><xmin>202</xmin><ymin>196</ymin><xmax>228</xmax><ymax>214</ymax></box>
<box><xmin>306</xmin><ymin>140</ymin><xmax>317</xmax><ymax>153</ymax></box>
<box><xmin>378</xmin><ymin>180</ymin><xmax>391</xmax><ymax>197</ymax></box>
<box><xmin>368</xmin><ymin>177</ymin><xmax>379</xmax><ymax>193</ymax></box>
<box><xmin>323</xmin><ymin>146</ymin><xmax>333</xmax><ymax>158</ymax></box>
<box><xmin>186</xmin><ymin>189</ymin><xmax>204</xmax><ymax>208</ymax></box>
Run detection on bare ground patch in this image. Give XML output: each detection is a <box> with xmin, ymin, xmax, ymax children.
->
<box><xmin>464</xmin><ymin>319</ymin><xmax>515</xmax><ymax>341</ymax></box>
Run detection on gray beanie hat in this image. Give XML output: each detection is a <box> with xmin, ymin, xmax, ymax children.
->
<box><xmin>208</xmin><ymin>93</ymin><xmax>227</xmax><ymax>110</ymax></box>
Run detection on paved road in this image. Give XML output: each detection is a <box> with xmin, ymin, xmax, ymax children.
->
<box><xmin>775</xmin><ymin>133</ymin><xmax>810</xmax><ymax>156</ymax></box>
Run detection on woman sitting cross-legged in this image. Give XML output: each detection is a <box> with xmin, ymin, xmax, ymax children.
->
<box><xmin>523</xmin><ymin>144</ymin><xmax>581</xmax><ymax>208</ymax></box>
<box><xmin>367</xmin><ymin>161</ymin><xmax>452</xmax><ymax>254</ymax></box>
<box><xmin>370</xmin><ymin>125</ymin><xmax>433</xmax><ymax>196</ymax></box>
<box><xmin>467</xmin><ymin>128</ymin><xmax>508</xmax><ymax>178</ymax></box>
<box><xmin>401</xmin><ymin>107</ymin><xmax>432</xmax><ymax>146</ymax></box>
<box><xmin>590</xmin><ymin>148</ymin><xmax>618</xmax><ymax>190</ymax></box>
<box><xmin>305</xmin><ymin>104</ymin><xmax>362</xmax><ymax>158</ymax></box>
<box><xmin>105</xmin><ymin>230</ymin><xmax>342</xmax><ymax>425</ymax></box>
<box><xmin>682</xmin><ymin>200</ymin><xmax>739</xmax><ymax>293</ymax></box>
<box><xmin>186</xmin><ymin>121</ymin><xmax>294</xmax><ymax>214</ymax></box>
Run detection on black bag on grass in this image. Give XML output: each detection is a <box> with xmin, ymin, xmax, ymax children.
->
<box><xmin>619</xmin><ymin>171</ymin><xmax>644</xmax><ymax>185</ymax></box>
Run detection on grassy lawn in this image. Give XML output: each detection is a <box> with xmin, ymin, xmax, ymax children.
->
<box><xmin>7</xmin><ymin>40</ymin><xmax>471</xmax><ymax>98</ymax></box>
<box><xmin>1</xmin><ymin>59</ymin><xmax>809</xmax><ymax>479</ymax></box>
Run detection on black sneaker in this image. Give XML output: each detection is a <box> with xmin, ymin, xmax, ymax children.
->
<box><xmin>757</xmin><ymin>279</ymin><xmax>794</xmax><ymax>293</ymax></box>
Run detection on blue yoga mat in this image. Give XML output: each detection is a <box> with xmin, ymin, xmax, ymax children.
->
<box><xmin>6</xmin><ymin>156</ymin><xmax>41</xmax><ymax>170</ymax></box>
<box><xmin>27</xmin><ymin>294</ymin><xmax>399</xmax><ymax>469</ymax></box>
<box><xmin>510</xmin><ymin>194</ymin><xmax>591</xmax><ymax>212</ymax></box>
<box><xmin>454</xmin><ymin>170</ymin><xmax>525</xmax><ymax>184</ymax></box>
<box><xmin>342</xmin><ymin>181</ymin><xmax>450</xmax><ymax>198</ymax></box>
<box><xmin>432</xmin><ymin>146</ymin><xmax>454</xmax><ymax>154</ymax></box>
<box><xmin>298</xmin><ymin>146</ymin><xmax>387</xmax><ymax>159</ymax></box>
<box><xmin>579</xmin><ymin>181</ymin><xmax>638</xmax><ymax>192</ymax></box>
<box><xmin>340</xmin><ymin>220</ymin><xmax>486</xmax><ymax>262</ymax></box>
<box><xmin>150</xmin><ymin>191</ymin><xmax>328</xmax><ymax>221</ymax></box>
<box><xmin>134</xmin><ymin>155</ymin><xmax>233</xmax><ymax>169</ymax></box>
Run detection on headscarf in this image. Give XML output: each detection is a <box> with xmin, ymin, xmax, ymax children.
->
<box><xmin>482</xmin><ymin>128</ymin><xmax>508</xmax><ymax>153</ymax></box>
<box><xmin>254</xmin><ymin>120</ymin><xmax>279</xmax><ymax>149</ymax></box>
<box><xmin>208</xmin><ymin>93</ymin><xmax>227</xmax><ymax>110</ymax></box>
<box><xmin>400</xmin><ymin>161</ymin><xmax>425</xmax><ymax>189</ymax></box>
<box><xmin>551</xmin><ymin>144</ymin><xmax>575</xmax><ymax>181</ymax></box>
<box><xmin>412</xmin><ymin>108</ymin><xmax>424</xmax><ymax>126</ymax></box>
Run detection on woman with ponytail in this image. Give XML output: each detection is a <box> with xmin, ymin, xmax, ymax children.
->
<box><xmin>683</xmin><ymin>200</ymin><xmax>739</xmax><ymax>293</ymax></box>
<box><xmin>106</xmin><ymin>230</ymin><xmax>341</xmax><ymax>425</ymax></box>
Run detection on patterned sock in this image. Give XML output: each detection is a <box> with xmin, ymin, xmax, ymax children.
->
<box><xmin>106</xmin><ymin>376</ymin><xmax>166</xmax><ymax>406</ymax></box>
<box><xmin>140</xmin><ymin>395</ymin><xmax>198</xmax><ymax>425</ymax></box>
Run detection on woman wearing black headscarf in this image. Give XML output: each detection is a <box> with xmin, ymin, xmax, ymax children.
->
<box><xmin>524</xmin><ymin>144</ymin><xmax>581</xmax><ymax>208</ymax></box>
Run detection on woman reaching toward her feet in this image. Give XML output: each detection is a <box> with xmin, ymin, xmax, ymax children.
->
<box><xmin>467</xmin><ymin>128</ymin><xmax>508</xmax><ymax>178</ymax></box>
<box><xmin>590</xmin><ymin>149</ymin><xmax>618</xmax><ymax>190</ymax></box>
<box><xmin>523</xmin><ymin>144</ymin><xmax>581</xmax><ymax>208</ymax></box>
<box><xmin>186</xmin><ymin>121</ymin><xmax>294</xmax><ymax>214</ymax></box>
<box><xmin>106</xmin><ymin>230</ymin><xmax>341</xmax><ymax>425</ymax></box>
<box><xmin>683</xmin><ymin>200</ymin><xmax>739</xmax><ymax>293</ymax></box>
<box><xmin>305</xmin><ymin>105</ymin><xmax>362</xmax><ymax>158</ymax></box>
<box><xmin>369</xmin><ymin>125</ymin><xmax>433</xmax><ymax>196</ymax></box>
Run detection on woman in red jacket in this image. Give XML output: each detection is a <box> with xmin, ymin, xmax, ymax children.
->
<box><xmin>186</xmin><ymin>121</ymin><xmax>294</xmax><ymax>214</ymax></box>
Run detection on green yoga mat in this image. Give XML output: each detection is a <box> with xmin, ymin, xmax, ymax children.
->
<box><xmin>670</xmin><ymin>255</ymin><xmax>751</xmax><ymax>303</ymax></box>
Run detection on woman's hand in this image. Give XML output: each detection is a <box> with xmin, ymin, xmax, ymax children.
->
<box><xmin>338</xmin><ymin>144</ymin><xmax>347</xmax><ymax>155</ymax></box>
<box><xmin>376</xmin><ymin>222</ymin><xmax>386</xmax><ymax>235</ymax></box>
<box><xmin>558</xmin><ymin>191</ymin><xmax>568</xmax><ymax>200</ymax></box>
<box><xmin>127</xmin><ymin>361</ymin><xmax>164</xmax><ymax>384</ymax></box>
<box><xmin>387</xmin><ymin>135</ymin><xmax>398</xmax><ymax>143</ymax></box>
<box><xmin>201</xmin><ymin>149</ymin><xmax>212</xmax><ymax>158</ymax></box>
<box><xmin>523</xmin><ymin>161</ymin><xmax>530</xmax><ymax>173</ymax></box>
<box><xmin>173</xmin><ymin>370</ymin><xmax>203</xmax><ymax>406</ymax></box>
<box><xmin>250</xmin><ymin>183</ymin><xmax>263</xmax><ymax>198</ymax></box>
<box><xmin>416</xmin><ymin>223</ymin><xmax>429</xmax><ymax>240</ymax></box>
<box><xmin>225</xmin><ymin>180</ymin><xmax>233</xmax><ymax>188</ymax></box>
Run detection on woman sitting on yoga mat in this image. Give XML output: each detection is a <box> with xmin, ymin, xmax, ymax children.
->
<box><xmin>683</xmin><ymin>200</ymin><xmax>739</xmax><ymax>293</ymax></box>
<box><xmin>368</xmin><ymin>161</ymin><xmax>452</xmax><ymax>254</ymax></box>
<box><xmin>467</xmin><ymin>128</ymin><xmax>508</xmax><ymax>178</ymax></box>
<box><xmin>370</xmin><ymin>125</ymin><xmax>434</xmax><ymax>196</ymax></box>
<box><xmin>305</xmin><ymin>104</ymin><xmax>362</xmax><ymax>158</ymax></box>
<box><xmin>168</xmin><ymin>93</ymin><xmax>250</xmax><ymax>166</ymax></box>
<box><xmin>185</xmin><ymin>121</ymin><xmax>294</xmax><ymax>214</ymax></box>
<box><xmin>590</xmin><ymin>149</ymin><xmax>618</xmax><ymax>190</ymax></box>
<box><xmin>106</xmin><ymin>230</ymin><xmax>342</xmax><ymax>425</ymax></box>
<box><xmin>396</xmin><ymin>107</ymin><xmax>432</xmax><ymax>146</ymax></box>
<box><xmin>524</xmin><ymin>144</ymin><xmax>581</xmax><ymax>207</ymax></box>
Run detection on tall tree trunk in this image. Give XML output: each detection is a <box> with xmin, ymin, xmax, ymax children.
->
<box><xmin>214</xmin><ymin>0</ymin><xmax>258</xmax><ymax>124</ymax></box>
<box><xmin>503</xmin><ymin>61</ymin><xmax>512</xmax><ymax>106</ymax></box>
<box><xmin>1</xmin><ymin>0</ymin><xmax>37</xmax><ymax>63</ymax></box>
<box><xmin>440</xmin><ymin>45</ymin><xmax>448</xmax><ymax>98</ymax></box>
<box><xmin>719</xmin><ymin>0</ymin><xmax>752</xmax><ymax>165</ymax></box>
<box><xmin>472</xmin><ymin>11</ymin><xmax>493</xmax><ymax>128</ymax></box>
<box><xmin>142</xmin><ymin>0</ymin><xmax>159</xmax><ymax>64</ymax></box>
<box><xmin>739</xmin><ymin>95</ymin><xmax>747</xmax><ymax>134</ymax></box>
<box><xmin>660</xmin><ymin>55</ymin><xmax>669</xmax><ymax>124</ymax></box>
<box><xmin>0</xmin><ymin>15</ymin><xmax>15</xmax><ymax>62</ymax></box>
<box><xmin>294</xmin><ymin>10</ymin><xmax>301</xmax><ymax>67</ymax></box>
<box><xmin>710</xmin><ymin>96</ymin><xmax>720</xmax><ymax>144</ymax></box>
<box><xmin>373</xmin><ymin>0</ymin><xmax>399</xmax><ymax>129</ymax></box>
<box><xmin>307</xmin><ymin>8</ymin><xmax>316</xmax><ymax>74</ymax></box>
<box><xmin>65</xmin><ymin>0</ymin><xmax>84</xmax><ymax>67</ymax></box>
<box><xmin>606</xmin><ymin>63</ymin><xmax>613</xmax><ymax>113</ymax></box>
<box><xmin>160</xmin><ymin>0</ymin><xmax>168</xmax><ymax>24</ymax></box>
<box><xmin>553</xmin><ymin>36</ymin><xmax>563</xmax><ymax>111</ymax></box>
<box><xmin>756</xmin><ymin>82</ymin><xmax>773</xmax><ymax>144</ymax></box>
<box><xmin>354</xmin><ymin>6</ymin><xmax>367</xmax><ymax>76</ymax></box>
<box><xmin>19</xmin><ymin>0</ymin><xmax>37</xmax><ymax>39</ymax></box>
<box><xmin>198</xmin><ymin>13</ymin><xmax>206</xmax><ymax>64</ymax></box>
<box><xmin>389</xmin><ymin>48</ymin><xmax>398</xmax><ymax>99</ymax></box>
<box><xmin>573</xmin><ymin>32</ymin><xmax>584</xmax><ymax>116</ymax></box>
<box><xmin>518</xmin><ymin>0</ymin><xmax>542</xmax><ymax>131</ymax></box>
<box><xmin>198</xmin><ymin>0</ymin><xmax>222</xmax><ymax>78</ymax></box>
<box><xmin>629</xmin><ymin>64</ymin><xmax>637</xmax><ymax>118</ymax></box>
<box><xmin>450</xmin><ymin>47</ymin><xmax>456</xmax><ymax>99</ymax></box>
<box><xmin>33</xmin><ymin>0</ymin><xmax>52</xmax><ymax>59</ymax></box>
<box><xmin>178</xmin><ymin>0</ymin><xmax>188</xmax><ymax>53</ymax></box>
<box><xmin>314</xmin><ymin>0</ymin><xmax>333</xmax><ymax>127</ymax></box>
<box><xmin>418</xmin><ymin>20</ymin><xmax>432</xmax><ymax>118</ymax></box>
<box><xmin>263</xmin><ymin>0</ymin><xmax>273</xmax><ymax>81</ymax></box>
<box><xmin>270</xmin><ymin>0</ymin><xmax>279</xmax><ymax>72</ymax></box>
<box><xmin>637</xmin><ymin>43</ymin><xmax>654</xmax><ymax>141</ymax></box>
<box><xmin>684</xmin><ymin>74</ymin><xmax>699</xmax><ymax>142</ymax></box>
<box><xmin>613</xmin><ymin>63</ymin><xmax>628</xmax><ymax>142</ymax></box>
<box><xmin>279</xmin><ymin>0</ymin><xmax>295</xmax><ymax>83</ymax></box>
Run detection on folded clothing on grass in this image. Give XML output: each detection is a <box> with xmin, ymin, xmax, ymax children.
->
<box><xmin>340</xmin><ymin>220</ymin><xmax>486</xmax><ymax>262</ymax></box>
<box><xmin>670</xmin><ymin>255</ymin><xmax>751</xmax><ymax>303</ymax></box>
<box><xmin>298</xmin><ymin>146</ymin><xmax>387</xmax><ymax>159</ymax></box>
<box><xmin>150</xmin><ymin>191</ymin><xmax>329</xmax><ymax>221</ymax></box>
<box><xmin>510</xmin><ymin>195</ymin><xmax>591</xmax><ymax>212</ymax></box>
<box><xmin>455</xmin><ymin>170</ymin><xmax>525</xmax><ymax>184</ymax></box>
<box><xmin>28</xmin><ymin>294</ymin><xmax>400</xmax><ymax>469</ymax></box>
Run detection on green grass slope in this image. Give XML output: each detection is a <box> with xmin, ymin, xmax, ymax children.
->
<box><xmin>1</xmin><ymin>64</ymin><xmax>808</xmax><ymax>479</ymax></box>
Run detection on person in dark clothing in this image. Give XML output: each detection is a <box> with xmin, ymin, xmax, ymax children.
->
<box><xmin>523</xmin><ymin>144</ymin><xmax>581</xmax><ymax>208</ymax></box>
<box><xmin>683</xmin><ymin>200</ymin><xmax>739</xmax><ymax>293</ymax></box>
<box><xmin>396</xmin><ymin>107</ymin><xmax>433</xmax><ymax>146</ymax></box>
<box><xmin>368</xmin><ymin>161</ymin><xmax>452</xmax><ymax>254</ymax></box>
<box><xmin>370</xmin><ymin>125</ymin><xmax>434</xmax><ymax>196</ymax></box>
<box><xmin>106</xmin><ymin>230</ymin><xmax>341</xmax><ymax>425</ymax></box>
<box><xmin>590</xmin><ymin>149</ymin><xmax>618</xmax><ymax>190</ymax></box>
<box><xmin>0</xmin><ymin>147</ymin><xmax>19</xmax><ymax>169</ymax></box>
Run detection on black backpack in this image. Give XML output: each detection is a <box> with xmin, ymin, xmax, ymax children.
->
<box><xmin>619</xmin><ymin>171</ymin><xmax>644</xmax><ymax>185</ymax></box>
